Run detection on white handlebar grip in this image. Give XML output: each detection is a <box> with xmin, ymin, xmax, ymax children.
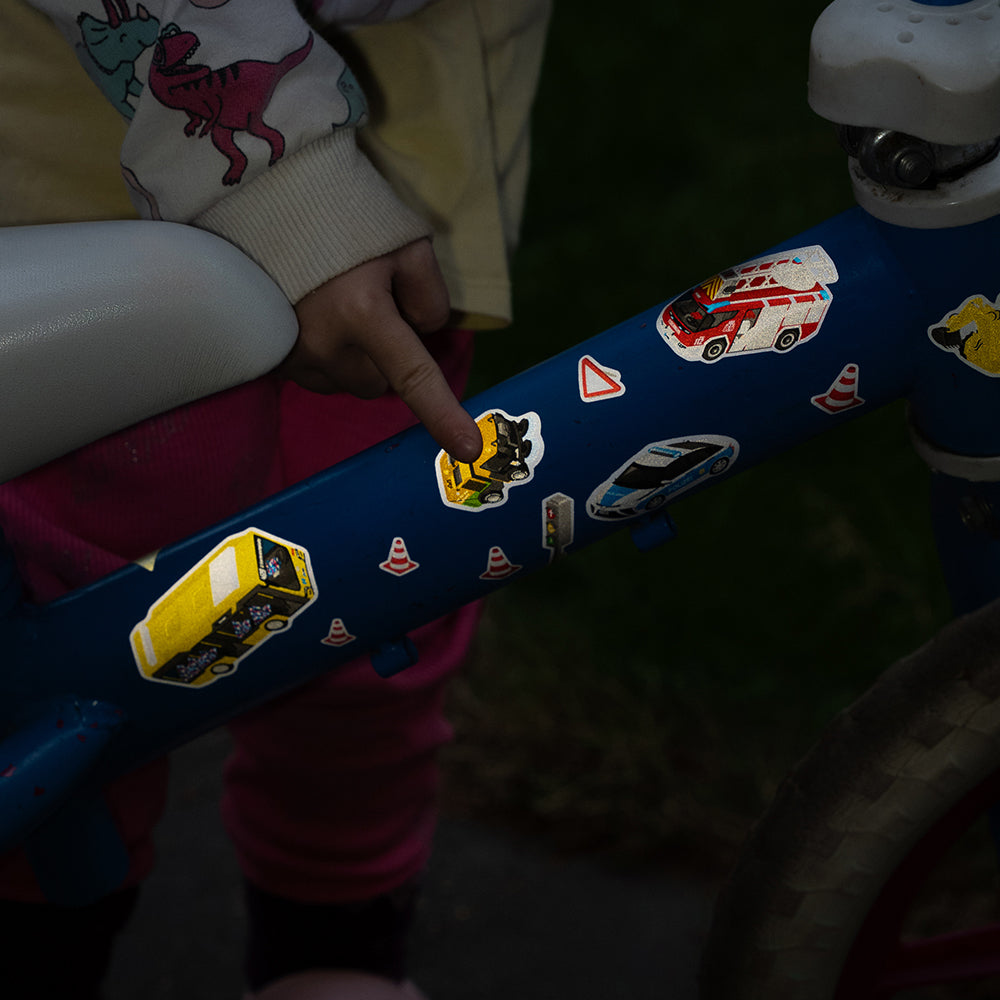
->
<box><xmin>0</xmin><ymin>221</ymin><xmax>298</xmax><ymax>483</ymax></box>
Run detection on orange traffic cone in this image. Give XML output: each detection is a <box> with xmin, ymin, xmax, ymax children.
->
<box><xmin>812</xmin><ymin>363</ymin><xmax>865</xmax><ymax>414</ymax></box>
<box><xmin>380</xmin><ymin>536</ymin><xmax>419</xmax><ymax>576</ymax></box>
<box><xmin>479</xmin><ymin>545</ymin><xmax>522</xmax><ymax>580</ymax></box>
<box><xmin>322</xmin><ymin>618</ymin><xmax>356</xmax><ymax>646</ymax></box>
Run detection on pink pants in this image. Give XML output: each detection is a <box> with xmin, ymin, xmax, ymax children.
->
<box><xmin>0</xmin><ymin>329</ymin><xmax>478</xmax><ymax>903</ymax></box>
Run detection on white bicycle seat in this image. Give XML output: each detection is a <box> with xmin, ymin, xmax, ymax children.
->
<box><xmin>0</xmin><ymin>221</ymin><xmax>298</xmax><ymax>483</ymax></box>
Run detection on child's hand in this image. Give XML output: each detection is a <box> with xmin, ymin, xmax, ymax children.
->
<box><xmin>280</xmin><ymin>238</ymin><xmax>483</xmax><ymax>463</ymax></box>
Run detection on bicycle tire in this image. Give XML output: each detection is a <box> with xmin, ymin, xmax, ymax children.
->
<box><xmin>700</xmin><ymin>594</ymin><xmax>1000</xmax><ymax>1000</ymax></box>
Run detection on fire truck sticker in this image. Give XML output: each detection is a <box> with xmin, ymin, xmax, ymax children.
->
<box><xmin>587</xmin><ymin>435</ymin><xmax>739</xmax><ymax>520</ymax></box>
<box><xmin>435</xmin><ymin>409</ymin><xmax>544</xmax><ymax>511</ymax></box>
<box><xmin>657</xmin><ymin>245</ymin><xmax>839</xmax><ymax>363</ymax></box>
<box><xmin>929</xmin><ymin>294</ymin><xmax>1000</xmax><ymax>376</ymax></box>
<box><xmin>130</xmin><ymin>528</ymin><xmax>317</xmax><ymax>688</ymax></box>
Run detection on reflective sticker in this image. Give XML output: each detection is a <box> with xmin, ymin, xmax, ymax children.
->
<box><xmin>587</xmin><ymin>434</ymin><xmax>739</xmax><ymax>520</ymax></box>
<box><xmin>135</xmin><ymin>623</ymin><xmax>156</xmax><ymax>668</ymax></box>
<box><xmin>130</xmin><ymin>527</ymin><xmax>317</xmax><ymax>688</ymax></box>
<box><xmin>322</xmin><ymin>618</ymin><xmax>356</xmax><ymax>647</ymax></box>
<box><xmin>435</xmin><ymin>409</ymin><xmax>544</xmax><ymax>511</ymax></box>
<box><xmin>578</xmin><ymin>355</ymin><xmax>626</xmax><ymax>401</ymax></box>
<box><xmin>209</xmin><ymin>546</ymin><xmax>240</xmax><ymax>606</ymax></box>
<box><xmin>929</xmin><ymin>294</ymin><xmax>1000</xmax><ymax>376</ymax></box>
<box><xmin>656</xmin><ymin>245</ymin><xmax>838</xmax><ymax>363</ymax></box>
<box><xmin>811</xmin><ymin>363</ymin><xmax>865</xmax><ymax>414</ymax></box>
<box><xmin>134</xmin><ymin>550</ymin><xmax>158</xmax><ymax>572</ymax></box>
<box><xmin>479</xmin><ymin>546</ymin><xmax>522</xmax><ymax>580</ymax></box>
<box><xmin>542</xmin><ymin>492</ymin><xmax>575</xmax><ymax>559</ymax></box>
<box><xmin>379</xmin><ymin>537</ymin><xmax>419</xmax><ymax>576</ymax></box>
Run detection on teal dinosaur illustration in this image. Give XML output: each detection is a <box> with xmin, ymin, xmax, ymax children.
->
<box><xmin>332</xmin><ymin>64</ymin><xmax>367</xmax><ymax>128</ymax></box>
<box><xmin>77</xmin><ymin>0</ymin><xmax>160</xmax><ymax>120</ymax></box>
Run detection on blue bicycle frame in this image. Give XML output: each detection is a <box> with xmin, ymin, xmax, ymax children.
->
<box><xmin>2</xmin><ymin>200</ymin><xmax>999</xmax><ymax>904</ymax></box>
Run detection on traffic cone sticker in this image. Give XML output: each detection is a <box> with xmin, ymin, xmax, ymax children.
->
<box><xmin>578</xmin><ymin>355</ymin><xmax>626</xmax><ymax>402</ymax></box>
<box><xmin>379</xmin><ymin>536</ymin><xmax>419</xmax><ymax>576</ymax></box>
<box><xmin>322</xmin><ymin>618</ymin><xmax>356</xmax><ymax>646</ymax></box>
<box><xmin>812</xmin><ymin>363</ymin><xmax>865</xmax><ymax>414</ymax></box>
<box><xmin>479</xmin><ymin>545</ymin><xmax>522</xmax><ymax>580</ymax></box>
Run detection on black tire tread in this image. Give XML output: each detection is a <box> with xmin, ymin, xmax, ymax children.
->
<box><xmin>700</xmin><ymin>596</ymin><xmax>1000</xmax><ymax>999</ymax></box>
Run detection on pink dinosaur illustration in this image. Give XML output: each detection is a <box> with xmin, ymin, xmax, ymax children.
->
<box><xmin>148</xmin><ymin>26</ymin><xmax>314</xmax><ymax>185</ymax></box>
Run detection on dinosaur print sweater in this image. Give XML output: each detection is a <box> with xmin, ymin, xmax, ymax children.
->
<box><xmin>27</xmin><ymin>0</ymin><xmax>435</xmax><ymax>301</ymax></box>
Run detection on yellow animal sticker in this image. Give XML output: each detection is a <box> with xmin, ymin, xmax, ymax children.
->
<box><xmin>929</xmin><ymin>294</ymin><xmax>1000</xmax><ymax>377</ymax></box>
<box><xmin>130</xmin><ymin>527</ymin><xmax>317</xmax><ymax>688</ymax></box>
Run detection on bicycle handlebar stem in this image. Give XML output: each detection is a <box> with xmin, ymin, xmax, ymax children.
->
<box><xmin>810</xmin><ymin>0</ymin><xmax>1000</xmax><ymax>227</ymax></box>
<box><xmin>809</xmin><ymin>1</ymin><xmax>1000</xmax><ymax>611</ymax></box>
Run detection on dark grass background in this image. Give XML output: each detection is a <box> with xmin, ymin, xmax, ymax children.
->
<box><xmin>440</xmin><ymin>0</ymin><xmax>953</xmax><ymax>875</ymax></box>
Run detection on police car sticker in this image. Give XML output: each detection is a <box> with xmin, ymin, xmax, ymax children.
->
<box><xmin>586</xmin><ymin>435</ymin><xmax>739</xmax><ymax>521</ymax></box>
<box><xmin>656</xmin><ymin>245</ymin><xmax>839</xmax><ymax>364</ymax></box>
<box><xmin>435</xmin><ymin>408</ymin><xmax>544</xmax><ymax>512</ymax></box>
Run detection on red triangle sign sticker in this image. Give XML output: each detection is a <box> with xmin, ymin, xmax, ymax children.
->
<box><xmin>578</xmin><ymin>355</ymin><xmax>626</xmax><ymax>401</ymax></box>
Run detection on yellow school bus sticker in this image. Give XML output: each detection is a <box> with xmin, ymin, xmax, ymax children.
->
<box><xmin>435</xmin><ymin>409</ymin><xmax>544</xmax><ymax>512</ymax></box>
<box><xmin>130</xmin><ymin>528</ymin><xmax>318</xmax><ymax>688</ymax></box>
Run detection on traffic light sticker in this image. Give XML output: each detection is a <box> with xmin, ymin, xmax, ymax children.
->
<box><xmin>578</xmin><ymin>355</ymin><xmax>626</xmax><ymax>402</ymax></box>
<box><xmin>542</xmin><ymin>493</ymin><xmax>574</xmax><ymax>559</ymax></box>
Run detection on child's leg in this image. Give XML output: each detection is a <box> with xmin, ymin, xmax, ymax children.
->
<box><xmin>0</xmin><ymin>8</ymin><xmax>287</xmax><ymax>986</ymax></box>
<box><xmin>228</xmin><ymin>329</ymin><xmax>478</xmax><ymax>992</ymax></box>
<box><xmin>0</xmin><ymin>380</ymin><xmax>284</xmax><ymax>996</ymax></box>
<box><xmin>224</xmin><ymin>604</ymin><xmax>481</xmax><ymax>991</ymax></box>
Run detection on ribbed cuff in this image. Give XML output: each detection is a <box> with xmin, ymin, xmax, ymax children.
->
<box><xmin>194</xmin><ymin>130</ymin><xmax>431</xmax><ymax>303</ymax></box>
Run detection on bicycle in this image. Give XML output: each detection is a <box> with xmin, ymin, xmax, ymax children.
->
<box><xmin>4</xmin><ymin>0</ymin><xmax>1000</xmax><ymax>997</ymax></box>
<box><xmin>700</xmin><ymin>0</ymin><xmax>1000</xmax><ymax>996</ymax></box>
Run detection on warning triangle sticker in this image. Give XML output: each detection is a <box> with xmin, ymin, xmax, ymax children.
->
<box><xmin>578</xmin><ymin>355</ymin><xmax>626</xmax><ymax>402</ymax></box>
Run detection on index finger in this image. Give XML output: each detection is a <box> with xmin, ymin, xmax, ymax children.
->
<box><xmin>365</xmin><ymin>309</ymin><xmax>483</xmax><ymax>463</ymax></box>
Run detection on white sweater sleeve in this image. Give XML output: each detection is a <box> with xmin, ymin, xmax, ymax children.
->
<box><xmin>27</xmin><ymin>0</ymin><xmax>431</xmax><ymax>301</ymax></box>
